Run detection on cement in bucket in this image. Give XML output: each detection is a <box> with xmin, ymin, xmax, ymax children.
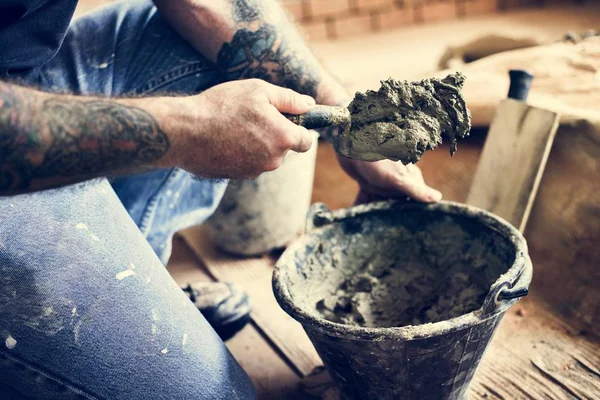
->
<box><xmin>273</xmin><ymin>201</ymin><xmax>532</xmax><ymax>400</ymax></box>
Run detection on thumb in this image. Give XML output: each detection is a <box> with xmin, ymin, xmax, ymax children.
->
<box><xmin>397</xmin><ymin>179</ymin><xmax>442</xmax><ymax>203</ymax></box>
<box><xmin>265</xmin><ymin>84</ymin><xmax>316</xmax><ymax>114</ymax></box>
<box><xmin>289</xmin><ymin>126</ymin><xmax>315</xmax><ymax>153</ymax></box>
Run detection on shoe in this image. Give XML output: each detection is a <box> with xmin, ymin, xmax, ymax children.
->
<box><xmin>182</xmin><ymin>281</ymin><xmax>251</xmax><ymax>341</ymax></box>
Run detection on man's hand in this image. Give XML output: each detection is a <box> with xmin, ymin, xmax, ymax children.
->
<box><xmin>153</xmin><ymin>0</ymin><xmax>441</xmax><ymax>203</ymax></box>
<box><xmin>0</xmin><ymin>78</ymin><xmax>315</xmax><ymax>194</ymax></box>
<box><xmin>338</xmin><ymin>156</ymin><xmax>442</xmax><ymax>204</ymax></box>
<box><xmin>163</xmin><ymin>79</ymin><xmax>316</xmax><ymax>179</ymax></box>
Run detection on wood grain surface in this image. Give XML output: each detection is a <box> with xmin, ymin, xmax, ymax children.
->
<box><xmin>466</xmin><ymin>99</ymin><xmax>560</xmax><ymax>231</ymax></box>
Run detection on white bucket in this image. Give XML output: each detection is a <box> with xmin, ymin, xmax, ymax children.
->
<box><xmin>205</xmin><ymin>131</ymin><xmax>319</xmax><ymax>255</ymax></box>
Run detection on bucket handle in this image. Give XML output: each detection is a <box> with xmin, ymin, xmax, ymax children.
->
<box><xmin>498</xmin><ymin>254</ymin><xmax>532</xmax><ymax>301</ymax></box>
<box><xmin>483</xmin><ymin>254</ymin><xmax>533</xmax><ymax>314</ymax></box>
<box><xmin>305</xmin><ymin>203</ymin><xmax>334</xmax><ymax>232</ymax></box>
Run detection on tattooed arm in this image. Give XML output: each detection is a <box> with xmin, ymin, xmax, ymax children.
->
<box><xmin>0</xmin><ymin>79</ymin><xmax>314</xmax><ymax>195</ymax></box>
<box><xmin>0</xmin><ymin>80</ymin><xmax>172</xmax><ymax>194</ymax></box>
<box><xmin>153</xmin><ymin>0</ymin><xmax>351</xmax><ymax>119</ymax></box>
<box><xmin>153</xmin><ymin>0</ymin><xmax>442</xmax><ymax>203</ymax></box>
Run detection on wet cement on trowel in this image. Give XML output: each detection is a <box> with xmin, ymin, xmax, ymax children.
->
<box><xmin>303</xmin><ymin>213</ymin><xmax>512</xmax><ymax>329</ymax></box>
<box><xmin>338</xmin><ymin>72</ymin><xmax>471</xmax><ymax>163</ymax></box>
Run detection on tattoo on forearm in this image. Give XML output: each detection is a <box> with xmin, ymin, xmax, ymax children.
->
<box><xmin>0</xmin><ymin>83</ymin><xmax>169</xmax><ymax>192</ymax></box>
<box><xmin>232</xmin><ymin>0</ymin><xmax>261</xmax><ymax>23</ymax></box>
<box><xmin>217</xmin><ymin>0</ymin><xmax>321</xmax><ymax>98</ymax></box>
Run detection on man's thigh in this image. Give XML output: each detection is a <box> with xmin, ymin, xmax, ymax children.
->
<box><xmin>36</xmin><ymin>0</ymin><xmax>229</xmax><ymax>263</ymax></box>
<box><xmin>0</xmin><ymin>3</ymin><xmax>254</xmax><ymax>398</ymax></box>
<box><xmin>39</xmin><ymin>0</ymin><xmax>224</xmax><ymax>97</ymax></box>
<box><xmin>0</xmin><ymin>180</ymin><xmax>254</xmax><ymax>399</ymax></box>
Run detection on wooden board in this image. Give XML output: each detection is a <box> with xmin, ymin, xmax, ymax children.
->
<box><xmin>167</xmin><ymin>237</ymin><xmax>303</xmax><ymax>399</ymax></box>
<box><xmin>432</xmin><ymin>37</ymin><xmax>600</xmax><ymax>128</ymax></box>
<box><xmin>525</xmin><ymin>121</ymin><xmax>600</xmax><ymax>337</ymax></box>
<box><xmin>179</xmin><ymin>229</ymin><xmax>323</xmax><ymax>377</ymax></box>
<box><xmin>469</xmin><ymin>297</ymin><xmax>600</xmax><ymax>399</ymax></box>
<box><xmin>313</xmin><ymin>4</ymin><xmax>600</xmax><ymax>97</ymax></box>
<box><xmin>466</xmin><ymin>99</ymin><xmax>559</xmax><ymax>231</ymax></box>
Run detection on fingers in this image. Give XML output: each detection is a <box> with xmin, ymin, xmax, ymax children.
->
<box><xmin>265</xmin><ymin>107</ymin><xmax>315</xmax><ymax>153</ymax></box>
<box><xmin>389</xmin><ymin>164</ymin><xmax>441</xmax><ymax>202</ymax></box>
<box><xmin>354</xmin><ymin>190</ymin><xmax>387</xmax><ymax>205</ymax></box>
<box><xmin>257</xmin><ymin>81</ymin><xmax>316</xmax><ymax>152</ymax></box>
<box><xmin>348</xmin><ymin>160</ymin><xmax>442</xmax><ymax>203</ymax></box>
<box><xmin>262</xmin><ymin>81</ymin><xmax>316</xmax><ymax>114</ymax></box>
<box><xmin>354</xmin><ymin>190</ymin><xmax>371</xmax><ymax>205</ymax></box>
<box><xmin>354</xmin><ymin>189</ymin><xmax>413</xmax><ymax>205</ymax></box>
<box><xmin>394</xmin><ymin>177</ymin><xmax>442</xmax><ymax>203</ymax></box>
<box><xmin>360</xmin><ymin>178</ymin><xmax>441</xmax><ymax>203</ymax></box>
<box><xmin>289</xmin><ymin>127</ymin><xmax>314</xmax><ymax>153</ymax></box>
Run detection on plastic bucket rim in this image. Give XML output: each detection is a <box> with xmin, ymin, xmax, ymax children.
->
<box><xmin>272</xmin><ymin>200</ymin><xmax>531</xmax><ymax>341</ymax></box>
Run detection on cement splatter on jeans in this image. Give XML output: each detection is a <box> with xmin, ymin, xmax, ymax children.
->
<box><xmin>0</xmin><ymin>0</ymin><xmax>255</xmax><ymax>397</ymax></box>
<box><xmin>0</xmin><ymin>179</ymin><xmax>252</xmax><ymax>399</ymax></box>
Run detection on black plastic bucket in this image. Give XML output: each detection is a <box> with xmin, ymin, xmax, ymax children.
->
<box><xmin>273</xmin><ymin>201</ymin><xmax>532</xmax><ymax>400</ymax></box>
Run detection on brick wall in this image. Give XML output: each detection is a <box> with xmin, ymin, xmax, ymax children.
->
<box><xmin>75</xmin><ymin>1</ymin><xmax>588</xmax><ymax>42</ymax></box>
<box><xmin>283</xmin><ymin>0</ymin><xmax>585</xmax><ymax>41</ymax></box>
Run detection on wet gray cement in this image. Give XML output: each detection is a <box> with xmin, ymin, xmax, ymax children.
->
<box><xmin>337</xmin><ymin>72</ymin><xmax>471</xmax><ymax>164</ymax></box>
<box><xmin>305</xmin><ymin>214</ymin><xmax>510</xmax><ymax>328</ymax></box>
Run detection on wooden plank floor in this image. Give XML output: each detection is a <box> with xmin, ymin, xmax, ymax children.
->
<box><xmin>170</xmin><ymin>138</ymin><xmax>600</xmax><ymax>399</ymax></box>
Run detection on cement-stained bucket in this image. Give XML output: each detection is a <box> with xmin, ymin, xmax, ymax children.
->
<box><xmin>273</xmin><ymin>201</ymin><xmax>532</xmax><ymax>400</ymax></box>
<box><xmin>205</xmin><ymin>131</ymin><xmax>319</xmax><ymax>256</ymax></box>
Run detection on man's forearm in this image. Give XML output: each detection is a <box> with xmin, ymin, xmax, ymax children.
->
<box><xmin>154</xmin><ymin>0</ymin><xmax>350</xmax><ymax>107</ymax></box>
<box><xmin>0</xmin><ymin>81</ymin><xmax>172</xmax><ymax>195</ymax></box>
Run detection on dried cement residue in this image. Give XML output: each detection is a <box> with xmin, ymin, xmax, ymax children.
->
<box><xmin>295</xmin><ymin>211</ymin><xmax>513</xmax><ymax>329</ymax></box>
<box><xmin>337</xmin><ymin>73</ymin><xmax>471</xmax><ymax>164</ymax></box>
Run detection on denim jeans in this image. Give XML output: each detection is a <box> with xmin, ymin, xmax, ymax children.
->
<box><xmin>0</xmin><ymin>0</ymin><xmax>255</xmax><ymax>398</ymax></box>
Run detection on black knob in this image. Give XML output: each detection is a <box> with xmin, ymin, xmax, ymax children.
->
<box><xmin>508</xmin><ymin>70</ymin><xmax>534</xmax><ymax>102</ymax></box>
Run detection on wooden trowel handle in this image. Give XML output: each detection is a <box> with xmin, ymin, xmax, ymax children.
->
<box><xmin>284</xmin><ymin>105</ymin><xmax>350</xmax><ymax>130</ymax></box>
<box><xmin>508</xmin><ymin>70</ymin><xmax>534</xmax><ymax>102</ymax></box>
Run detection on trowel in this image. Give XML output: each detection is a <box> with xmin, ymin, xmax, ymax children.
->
<box><xmin>285</xmin><ymin>103</ymin><xmax>353</xmax><ymax>157</ymax></box>
<box><xmin>284</xmin><ymin>73</ymin><xmax>471</xmax><ymax>164</ymax></box>
<box><xmin>285</xmin><ymin>103</ymin><xmax>351</xmax><ymax>136</ymax></box>
<box><xmin>466</xmin><ymin>70</ymin><xmax>560</xmax><ymax>232</ymax></box>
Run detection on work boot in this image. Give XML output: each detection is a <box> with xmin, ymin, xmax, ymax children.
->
<box><xmin>181</xmin><ymin>281</ymin><xmax>251</xmax><ymax>341</ymax></box>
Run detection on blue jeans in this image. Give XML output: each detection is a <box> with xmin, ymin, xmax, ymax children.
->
<box><xmin>0</xmin><ymin>1</ymin><xmax>255</xmax><ymax>398</ymax></box>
